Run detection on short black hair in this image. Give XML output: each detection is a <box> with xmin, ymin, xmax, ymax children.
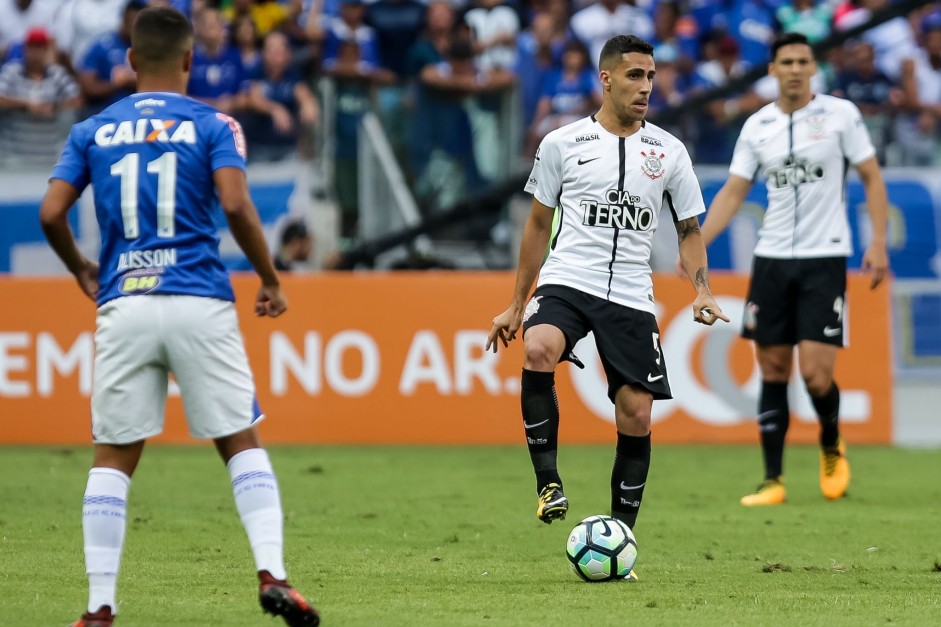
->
<box><xmin>280</xmin><ymin>220</ymin><xmax>310</xmax><ymax>246</ymax></box>
<box><xmin>131</xmin><ymin>7</ymin><xmax>193</xmax><ymax>73</ymax></box>
<box><xmin>599</xmin><ymin>34</ymin><xmax>654</xmax><ymax>71</ymax></box>
<box><xmin>770</xmin><ymin>32</ymin><xmax>812</xmax><ymax>61</ymax></box>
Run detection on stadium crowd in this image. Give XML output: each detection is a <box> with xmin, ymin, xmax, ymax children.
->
<box><xmin>0</xmin><ymin>0</ymin><xmax>939</xmax><ymax>233</ymax></box>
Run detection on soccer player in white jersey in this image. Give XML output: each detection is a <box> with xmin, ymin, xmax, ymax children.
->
<box><xmin>486</xmin><ymin>34</ymin><xmax>729</xmax><ymax>570</ymax></box>
<box><xmin>700</xmin><ymin>32</ymin><xmax>890</xmax><ymax>506</ymax></box>
<box><xmin>39</xmin><ymin>8</ymin><xmax>319</xmax><ymax>626</ymax></box>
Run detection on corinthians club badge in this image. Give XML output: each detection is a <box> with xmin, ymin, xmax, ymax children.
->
<box><xmin>641</xmin><ymin>150</ymin><xmax>665</xmax><ymax>180</ymax></box>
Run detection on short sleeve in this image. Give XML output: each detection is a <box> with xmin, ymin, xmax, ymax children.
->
<box><xmin>840</xmin><ymin>101</ymin><xmax>876</xmax><ymax>165</ymax></box>
<box><xmin>524</xmin><ymin>133</ymin><xmax>563</xmax><ymax>208</ymax></box>
<box><xmin>728</xmin><ymin>121</ymin><xmax>760</xmax><ymax>181</ymax></box>
<box><xmin>50</xmin><ymin>125</ymin><xmax>90</xmax><ymax>192</ymax></box>
<box><xmin>664</xmin><ymin>142</ymin><xmax>705</xmax><ymax>221</ymax></box>
<box><xmin>209</xmin><ymin>112</ymin><xmax>248</xmax><ymax>171</ymax></box>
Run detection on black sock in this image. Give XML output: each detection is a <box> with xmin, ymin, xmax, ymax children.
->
<box><xmin>610</xmin><ymin>432</ymin><xmax>650</xmax><ymax>530</ymax></box>
<box><xmin>758</xmin><ymin>381</ymin><xmax>789</xmax><ymax>480</ymax></box>
<box><xmin>812</xmin><ymin>382</ymin><xmax>841</xmax><ymax>449</ymax></box>
<box><xmin>521</xmin><ymin>369</ymin><xmax>561</xmax><ymax>492</ymax></box>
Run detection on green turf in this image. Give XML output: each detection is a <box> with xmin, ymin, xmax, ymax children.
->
<box><xmin>1</xmin><ymin>444</ymin><xmax>939</xmax><ymax>626</ymax></box>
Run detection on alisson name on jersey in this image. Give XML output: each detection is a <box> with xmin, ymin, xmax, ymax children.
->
<box><xmin>94</xmin><ymin>119</ymin><xmax>197</xmax><ymax>147</ymax></box>
<box><xmin>580</xmin><ymin>189</ymin><xmax>653</xmax><ymax>231</ymax></box>
<box><xmin>117</xmin><ymin>248</ymin><xmax>178</xmax><ymax>271</ymax></box>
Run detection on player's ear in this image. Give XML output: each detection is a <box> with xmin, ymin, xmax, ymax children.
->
<box><xmin>600</xmin><ymin>69</ymin><xmax>610</xmax><ymax>90</ymax></box>
<box><xmin>127</xmin><ymin>49</ymin><xmax>138</xmax><ymax>73</ymax></box>
<box><xmin>183</xmin><ymin>48</ymin><xmax>193</xmax><ymax>73</ymax></box>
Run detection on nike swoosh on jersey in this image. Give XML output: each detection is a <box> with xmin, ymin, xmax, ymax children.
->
<box><xmin>647</xmin><ymin>373</ymin><xmax>664</xmax><ymax>382</ymax></box>
<box><xmin>577</xmin><ymin>156</ymin><xmax>600</xmax><ymax>165</ymax></box>
<box><xmin>523</xmin><ymin>419</ymin><xmax>550</xmax><ymax>429</ymax></box>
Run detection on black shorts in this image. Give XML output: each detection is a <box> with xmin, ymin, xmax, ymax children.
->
<box><xmin>521</xmin><ymin>284</ymin><xmax>671</xmax><ymax>401</ymax></box>
<box><xmin>742</xmin><ymin>256</ymin><xmax>846</xmax><ymax>347</ymax></box>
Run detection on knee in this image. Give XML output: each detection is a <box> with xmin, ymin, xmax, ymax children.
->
<box><xmin>759</xmin><ymin>355</ymin><xmax>791</xmax><ymax>382</ymax></box>
<box><xmin>523</xmin><ymin>340</ymin><xmax>561</xmax><ymax>371</ymax></box>
<box><xmin>802</xmin><ymin>370</ymin><xmax>833</xmax><ymax>397</ymax></box>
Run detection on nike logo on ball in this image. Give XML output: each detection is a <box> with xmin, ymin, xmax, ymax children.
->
<box><xmin>577</xmin><ymin>156</ymin><xmax>600</xmax><ymax>165</ymax></box>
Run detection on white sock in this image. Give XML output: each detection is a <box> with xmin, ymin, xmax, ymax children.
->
<box><xmin>83</xmin><ymin>467</ymin><xmax>130</xmax><ymax>614</ymax></box>
<box><xmin>227</xmin><ymin>448</ymin><xmax>287</xmax><ymax>580</ymax></box>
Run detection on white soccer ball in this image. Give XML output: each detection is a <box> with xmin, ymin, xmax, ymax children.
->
<box><xmin>565</xmin><ymin>515</ymin><xmax>638</xmax><ymax>582</ymax></box>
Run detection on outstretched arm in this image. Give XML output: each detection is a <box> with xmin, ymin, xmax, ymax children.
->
<box><xmin>214</xmin><ymin>166</ymin><xmax>286</xmax><ymax>317</ymax></box>
<box><xmin>855</xmin><ymin>156</ymin><xmax>889</xmax><ymax>289</ymax></box>
<box><xmin>40</xmin><ymin>179</ymin><xmax>99</xmax><ymax>301</ymax></box>
<box><xmin>675</xmin><ymin>216</ymin><xmax>730</xmax><ymax>326</ymax></box>
<box><xmin>486</xmin><ymin>198</ymin><xmax>555</xmax><ymax>351</ymax></box>
<box><xmin>699</xmin><ymin>174</ymin><xmax>753</xmax><ymax>247</ymax></box>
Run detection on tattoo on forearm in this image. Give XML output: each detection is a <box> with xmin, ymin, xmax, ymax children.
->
<box><xmin>677</xmin><ymin>218</ymin><xmax>701</xmax><ymax>242</ymax></box>
<box><xmin>695</xmin><ymin>267</ymin><xmax>709</xmax><ymax>289</ymax></box>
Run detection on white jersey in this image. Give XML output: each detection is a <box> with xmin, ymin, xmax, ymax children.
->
<box><xmin>525</xmin><ymin>116</ymin><xmax>705</xmax><ymax>314</ymax></box>
<box><xmin>729</xmin><ymin>93</ymin><xmax>876</xmax><ymax>259</ymax></box>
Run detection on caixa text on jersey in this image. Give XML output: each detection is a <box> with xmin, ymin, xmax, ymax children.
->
<box><xmin>579</xmin><ymin>191</ymin><xmax>653</xmax><ymax>231</ymax></box>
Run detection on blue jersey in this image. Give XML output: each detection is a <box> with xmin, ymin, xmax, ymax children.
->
<box><xmin>52</xmin><ymin>92</ymin><xmax>247</xmax><ymax>306</ymax></box>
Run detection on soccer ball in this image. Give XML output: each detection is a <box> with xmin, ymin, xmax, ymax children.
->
<box><xmin>565</xmin><ymin>515</ymin><xmax>637</xmax><ymax>582</ymax></box>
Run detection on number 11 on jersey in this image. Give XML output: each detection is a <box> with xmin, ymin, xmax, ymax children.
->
<box><xmin>110</xmin><ymin>151</ymin><xmax>178</xmax><ymax>239</ymax></box>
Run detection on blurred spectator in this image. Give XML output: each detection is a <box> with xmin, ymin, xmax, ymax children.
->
<box><xmin>570</xmin><ymin>0</ymin><xmax>654</xmax><ymax>71</ymax></box>
<box><xmin>365</xmin><ymin>0</ymin><xmax>426</xmax><ymax>78</ymax></box>
<box><xmin>526</xmin><ymin>39</ymin><xmax>598</xmax><ymax>156</ymax></box>
<box><xmin>0</xmin><ymin>27</ymin><xmax>81</xmax><ymax>168</ymax></box>
<box><xmin>324</xmin><ymin>38</ymin><xmax>396</xmax><ymax>237</ymax></box>
<box><xmin>895</xmin><ymin>12</ymin><xmax>941</xmax><ymax>166</ymax></box>
<box><xmin>650</xmin><ymin>0</ymin><xmax>699</xmax><ymax>70</ymax></box>
<box><xmin>831</xmin><ymin>40</ymin><xmax>900</xmax><ymax>163</ymax></box>
<box><xmin>776</xmin><ymin>0</ymin><xmax>834</xmax><ymax>43</ymax></box>
<box><xmin>311</xmin><ymin>0</ymin><xmax>381</xmax><ymax>67</ymax></box>
<box><xmin>233</xmin><ymin>14</ymin><xmax>263</xmax><ymax>78</ymax></box>
<box><xmin>411</xmin><ymin>37</ymin><xmax>513</xmax><ymax>208</ymax></box>
<box><xmin>404</xmin><ymin>0</ymin><xmax>455</xmax><ymax>78</ymax></box>
<box><xmin>245</xmin><ymin>31</ymin><xmax>319</xmax><ymax>162</ymax></box>
<box><xmin>689</xmin><ymin>0</ymin><xmax>776</xmax><ymax>68</ymax></box>
<box><xmin>835</xmin><ymin>0</ymin><xmax>918</xmax><ymax>81</ymax></box>
<box><xmin>224</xmin><ymin>0</ymin><xmax>290</xmax><ymax>38</ymax></box>
<box><xmin>188</xmin><ymin>8</ymin><xmax>246</xmax><ymax>112</ymax></box>
<box><xmin>75</xmin><ymin>0</ymin><xmax>145</xmax><ymax>117</ymax></box>
<box><xmin>647</xmin><ymin>41</ymin><xmax>693</xmax><ymax>118</ymax></box>
<box><xmin>463</xmin><ymin>0</ymin><xmax>520</xmax><ymax>71</ymax></box>
<box><xmin>0</xmin><ymin>0</ymin><xmax>62</xmax><ymax>61</ymax></box>
<box><xmin>274</xmin><ymin>218</ymin><xmax>313</xmax><ymax>271</ymax></box>
<box><xmin>54</xmin><ymin>0</ymin><xmax>127</xmax><ymax>70</ymax></box>
<box><xmin>693</xmin><ymin>34</ymin><xmax>753</xmax><ymax>164</ymax></box>
<box><xmin>516</xmin><ymin>10</ymin><xmax>563</xmax><ymax>131</ymax></box>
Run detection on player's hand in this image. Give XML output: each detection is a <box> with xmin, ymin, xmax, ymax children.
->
<box><xmin>486</xmin><ymin>304</ymin><xmax>523</xmax><ymax>353</ymax></box>
<box><xmin>862</xmin><ymin>243</ymin><xmax>889</xmax><ymax>289</ymax></box>
<box><xmin>74</xmin><ymin>259</ymin><xmax>99</xmax><ymax>302</ymax></box>
<box><xmin>255</xmin><ymin>284</ymin><xmax>287</xmax><ymax>318</ymax></box>
<box><xmin>692</xmin><ymin>294</ymin><xmax>730</xmax><ymax>326</ymax></box>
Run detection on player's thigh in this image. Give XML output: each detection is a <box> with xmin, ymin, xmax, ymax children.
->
<box><xmin>742</xmin><ymin>257</ymin><xmax>799</xmax><ymax>345</ymax></box>
<box><xmin>522</xmin><ymin>285</ymin><xmax>591</xmax><ymax>368</ymax></box>
<box><xmin>163</xmin><ymin>296</ymin><xmax>262</xmax><ymax>439</ymax></box>
<box><xmin>590</xmin><ymin>303</ymin><xmax>672</xmax><ymax>402</ymax></box>
<box><xmin>795</xmin><ymin>257</ymin><xmax>846</xmax><ymax>347</ymax></box>
<box><xmin>92</xmin><ymin>297</ymin><xmax>169</xmax><ymax>444</ymax></box>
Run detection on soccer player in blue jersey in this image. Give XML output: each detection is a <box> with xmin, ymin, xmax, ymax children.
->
<box><xmin>39</xmin><ymin>8</ymin><xmax>319</xmax><ymax>627</ymax></box>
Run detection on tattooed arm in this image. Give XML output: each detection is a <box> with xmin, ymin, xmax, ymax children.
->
<box><xmin>675</xmin><ymin>215</ymin><xmax>730</xmax><ymax>326</ymax></box>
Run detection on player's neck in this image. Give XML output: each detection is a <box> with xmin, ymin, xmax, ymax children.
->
<box><xmin>593</xmin><ymin>108</ymin><xmax>643</xmax><ymax>138</ymax></box>
<box><xmin>776</xmin><ymin>92</ymin><xmax>814</xmax><ymax>114</ymax></box>
<box><xmin>136</xmin><ymin>75</ymin><xmax>188</xmax><ymax>96</ymax></box>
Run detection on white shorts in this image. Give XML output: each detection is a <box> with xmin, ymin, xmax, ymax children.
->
<box><xmin>91</xmin><ymin>295</ymin><xmax>264</xmax><ymax>444</ymax></box>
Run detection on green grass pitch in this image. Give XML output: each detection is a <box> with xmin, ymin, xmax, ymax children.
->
<box><xmin>1</xmin><ymin>444</ymin><xmax>939</xmax><ymax>626</ymax></box>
